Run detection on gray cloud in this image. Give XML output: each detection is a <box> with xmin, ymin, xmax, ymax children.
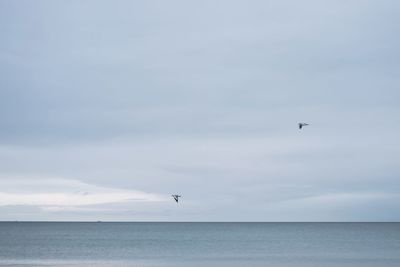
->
<box><xmin>0</xmin><ymin>0</ymin><xmax>399</xmax><ymax>221</ymax></box>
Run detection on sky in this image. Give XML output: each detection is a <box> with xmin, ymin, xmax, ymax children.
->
<box><xmin>0</xmin><ymin>0</ymin><xmax>399</xmax><ymax>221</ymax></box>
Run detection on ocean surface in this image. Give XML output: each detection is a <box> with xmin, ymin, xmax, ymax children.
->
<box><xmin>0</xmin><ymin>222</ymin><xmax>399</xmax><ymax>267</ymax></box>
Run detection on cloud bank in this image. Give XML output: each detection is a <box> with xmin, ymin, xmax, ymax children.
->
<box><xmin>0</xmin><ymin>0</ymin><xmax>399</xmax><ymax>221</ymax></box>
<box><xmin>0</xmin><ymin>178</ymin><xmax>166</xmax><ymax>211</ymax></box>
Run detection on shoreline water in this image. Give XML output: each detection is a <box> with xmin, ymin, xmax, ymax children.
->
<box><xmin>1</xmin><ymin>222</ymin><xmax>399</xmax><ymax>267</ymax></box>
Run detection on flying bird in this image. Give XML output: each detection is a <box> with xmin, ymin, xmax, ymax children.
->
<box><xmin>298</xmin><ymin>122</ymin><xmax>309</xmax><ymax>129</ymax></box>
<box><xmin>172</xmin><ymin>194</ymin><xmax>181</xmax><ymax>203</ymax></box>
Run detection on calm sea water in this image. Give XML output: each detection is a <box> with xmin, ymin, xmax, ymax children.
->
<box><xmin>0</xmin><ymin>222</ymin><xmax>399</xmax><ymax>267</ymax></box>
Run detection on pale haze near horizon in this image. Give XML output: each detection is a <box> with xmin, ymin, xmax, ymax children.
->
<box><xmin>0</xmin><ymin>0</ymin><xmax>399</xmax><ymax>221</ymax></box>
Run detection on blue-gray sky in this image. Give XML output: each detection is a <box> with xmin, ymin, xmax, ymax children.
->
<box><xmin>1</xmin><ymin>0</ymin><xmax>400</xmax><ymax>221</ymax></box>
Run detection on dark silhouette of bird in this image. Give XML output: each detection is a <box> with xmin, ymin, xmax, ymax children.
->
<box><xmin>172</xmin><ymin>194</ymin><xmax>181</xmax><ymax>203</ymax></box>
<box><xmin>298</xmin><ymin>122</ymin><xmax>309</xmax><ymax>129</ymax></box>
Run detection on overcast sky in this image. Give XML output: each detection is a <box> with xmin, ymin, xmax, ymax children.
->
<box><xmin>1</xmin><ymin>0</ymin><xmax>400</xmax><ymax>221</ymax></box>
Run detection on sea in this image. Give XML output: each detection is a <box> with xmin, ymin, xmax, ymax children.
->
<box><xmin>0</xmin><ymin>222</ymin><xmax>399</xmax><ymax>267</ymax></box>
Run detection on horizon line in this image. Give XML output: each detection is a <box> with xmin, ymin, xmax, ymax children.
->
<box><xmin>0</xmin><ymin>221</ymin><xmax>399</xmax><ymax>223</ymax></box>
